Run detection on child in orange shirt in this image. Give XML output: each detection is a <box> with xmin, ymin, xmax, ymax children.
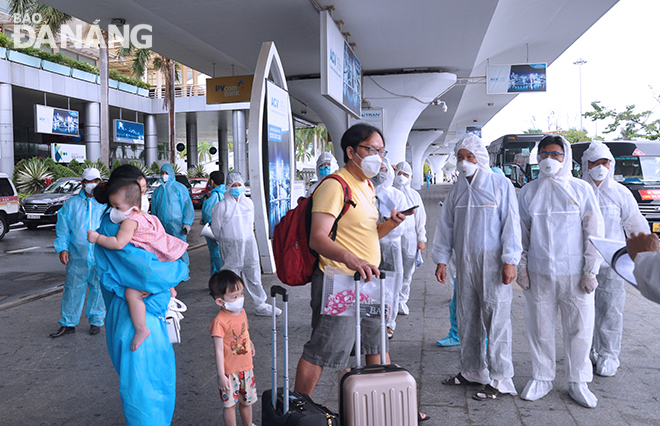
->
<box><xmin>209</xmin><ymin>270</ymin><xmax>257</xmax><ymax>426</ymax></box>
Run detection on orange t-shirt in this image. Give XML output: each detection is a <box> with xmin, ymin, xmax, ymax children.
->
<box><xmin>209</xmin><ymin>309</ymin><xmax>253</xmax><ymax>375</ymax></box>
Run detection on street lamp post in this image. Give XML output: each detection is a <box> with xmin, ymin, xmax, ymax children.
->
<box><xmin>573</xmin><ymin>58</ymin><xmax>587</xmax><ymax>130</ymax></box>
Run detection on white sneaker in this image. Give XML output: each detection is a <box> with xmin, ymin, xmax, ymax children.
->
<box><xmin>568</xmin><ymin>382</ymin><xmax>598</xmax><ymax>408</ymax></box>
<box><xmin>596</xmin><ymin>356</ymin><xmax>619</xmax><ymax>377</ymax></box>
<box><xmin>398</xmin><ymin>302</ymin><xmax>409</xmax><ymax>315</ymax></box>
<box><xmin>520</xmin><ymin>379</ymin><xmax>553</xmax><ymax>401</ymax></box>
<box><xmin>254</xmin><ymin>304</ymin><xmax>282</xmax><ymax>317</ymax></box>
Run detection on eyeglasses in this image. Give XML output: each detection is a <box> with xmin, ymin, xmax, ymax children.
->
<box><xmin>357</xmin><ymin>145</ymin><xmax>388</xmax><ymax>158</ymax></box>
<box><xmin>538</xmin><ymin>151</ymin><xmax>565</xmax><ymax>160</ymax></box>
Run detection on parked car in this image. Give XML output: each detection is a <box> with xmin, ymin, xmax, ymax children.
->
<box><xmin>0</xmin><ymin>173</ymin><xmax>20</xmax><ymax>241</ymax></box>
<box><xmin>190</xmin><ymin>177</ymin><xmax>210</xmax><ymax>208</ymax></box>
<box><xmin>20</xmin><ymin>177</ymin><xmax>82</xmax><ymax>229</ymax></box>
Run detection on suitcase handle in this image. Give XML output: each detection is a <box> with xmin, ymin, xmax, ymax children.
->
<box><xmin>270</xmin><ymin>285</ymin><xmax>289</xmax><ymax>415</ymax></box>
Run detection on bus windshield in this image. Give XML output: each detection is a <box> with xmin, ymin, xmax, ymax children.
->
<box><xmin>615</xmin><ymin>156</ymin><xmax>660</xmax><ymax>184</ymax></box>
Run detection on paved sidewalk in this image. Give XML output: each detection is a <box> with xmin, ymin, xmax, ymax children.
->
<box><xmin>1</xmin><ymin>184</ymin><xmax>660</xmax><ymax>425</ymax></box>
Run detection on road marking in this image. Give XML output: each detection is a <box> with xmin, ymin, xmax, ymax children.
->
<box><xmin>5</xmin><ymin>246</ymin><xmax>40</xmax><ymax>254</ymax></box>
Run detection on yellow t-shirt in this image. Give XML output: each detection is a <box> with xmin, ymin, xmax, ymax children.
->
<box><xmin>311</xmin><ymin>167</ymin><xmax>380</xmax><ymax>272</ymax></box>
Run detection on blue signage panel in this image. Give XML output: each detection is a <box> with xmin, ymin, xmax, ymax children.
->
<box><xmin>113</xmin><ymin>119</ymin><xmax>145</xmax><ymax>144</ymax></box>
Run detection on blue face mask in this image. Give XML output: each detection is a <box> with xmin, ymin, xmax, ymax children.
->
<box><xmin>230</xmin><ymin>186</ymin><xmax>244</xmax><ymax>198</ymax></box>
<box><xmin>318</xmin><ymin>165</ymin><xmax>331</xmax><ymax>178</ymax></box>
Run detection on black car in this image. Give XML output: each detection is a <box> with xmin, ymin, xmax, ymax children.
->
<box><xmin>20</xmin><ymin>177</ymin><xmax>82</xmax><ymax>229</ymax></box>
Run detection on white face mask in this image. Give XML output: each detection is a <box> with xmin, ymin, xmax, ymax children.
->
<box><xmin>394</xmin><ymin>175</ymin><xmax>410</xmax><ymax>187</ymax></box>
<box><xmin>109</xmin><ymin>206</ymin><xmax>136</xmax><ymax>224</ymax></box>
<box><xmin>588</xmin><ymin>164</ymin><xmax>609</xmax><ymax>182</ymax></box>
<box><xmin>141</xmin><ymin>194</ymin><xmax>150</xmax><ymax>212</ymax></box>
<box><xmin>457</xmin><ymin>160</ymin><xmax>478</xmax><ymax>177</ymax></box>
<box><xmin>161</xmin><ymin>174</ymin><xmax>169</xmax><ymax>183</ymax></box>
<box><xmin>84</xmin><ymin>182</ymin><xmax>97</xmax><ymax>194</ymax></box>
<box><xmin>354</xmin><ymin>152</ymin><xmax>382</xmax><ymax>179</ymax></box>
<box><xmin>223</xmin><ymin>297</ymin><xmax>244</xmax><ymax>313</ymax></box>
<box><xmin>539</xmin><ymin>158</ymin><xmax>563</xmax><ymax>176</ymax></box>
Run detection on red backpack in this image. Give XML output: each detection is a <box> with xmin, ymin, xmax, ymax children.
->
<box><xmin>272</xmin><ymin>174</ymin><xmax>356</xmax><ymax>286</ymax></box>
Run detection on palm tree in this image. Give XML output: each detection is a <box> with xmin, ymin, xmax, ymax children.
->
<box><xmin>295</xmin><ymin>127</ymin><xmax>315</xmax><ymax>162</ymax></box>
<box><xmin>197</xmin><ymin>141</ymin><xmax>214</xmax><ymax>163</ymax></box>
<box><xmin>118</xmin><ymin>46</ymin><xmax>179</xmax><ymax>163</ymax></box>
<box><xmin>9</xmin><ymin>0</ymin><xmax>71</xmax><ymax>34</ymax></box>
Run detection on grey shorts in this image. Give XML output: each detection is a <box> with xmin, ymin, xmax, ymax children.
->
<box><xmin>302</xmin><ymin>267</ymin><xmax>387</xmax><ymax>369</ymax></box>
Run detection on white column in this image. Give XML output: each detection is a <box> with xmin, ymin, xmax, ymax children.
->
<box><xmin>144</xmin><ymin>114</ymin><xmax>158</xmax><ymax>166</ymax></box>
<box><xmin>233</xmin><ymin>110</ymin><xmax>247</xmax><ymax>176</ymax></box>
<box><xmin>0</xmin><ymin>83</ymin><xmax>13</xmax><ymax>176</ymax></box>
<box><xmin>85</xmin><ymin>102</ymin><xmax>101</xmax><ymax>162</ymax></box>
<box><xmin>408</xmin><ymin>130</ymin><xmax>443</xmax><ymax>190</ymax></box>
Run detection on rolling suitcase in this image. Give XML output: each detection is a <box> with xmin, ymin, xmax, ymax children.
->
<box><xmin>262</xmin><ymin>285</ymin><xmax>340</xmax><ymax>426</ymax></box>
<box><xmin>339</xmin><ymin>272</ymin><xmax>419</xmax><ymax>426</ymax></box>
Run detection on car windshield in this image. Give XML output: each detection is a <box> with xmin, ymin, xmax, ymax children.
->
<box><xmin>615</xmin><ymin>156</ymin><xmax>660</xmax><ymax>184</ymax></box>
<box><xmin>146</xmin><ymin>177</ymin><xmax>162</xmax><ymax>191</ymax></box>
<box><xmin>43</xmin><ymin>180</ymin><xmax>81</xmax><ymax>194</ymax></box>
<box><xmin>190</xmin><ymin>179</ymin><xmax>207</xmax><ymax>188</ymax></box>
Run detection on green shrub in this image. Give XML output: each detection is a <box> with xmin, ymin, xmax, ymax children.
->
<box><xmin>67</xmin><ymin>159</ymin><xmax>84</xmax><ymax>175</ymax></box>
<box><xmin>43</xmin><ymin>157</ymin><xmax>77</xmax><ymax>180</ymax></box>
<box><xmin>84</xmin><ymin>159</ymin><xmax>110</xmax><ymax>177</ymax></box>
<box><xmin>14</xmin><ymin>157</ymin><xmax>53</xmax><ymax>194</ymax></box>
<box><xmin>150</xmin><ymin>162</ymin><xmax>161</xmax><ymax>175</ymax></box>
<box><xmin>111</xmin><ymin>159</ymin><xmax>123</xmax><ymax>171</ymax></box>
<box><xmin>128</xmin><ymin>160</ymin><xmax>151</xmax><ymax>176</ymax></box>
<box><xmin>187</xmin><ymin>164</ymin><xmax>207</xmax><ymax>178</ymax></box>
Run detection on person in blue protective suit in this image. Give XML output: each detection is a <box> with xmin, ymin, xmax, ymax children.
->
<box><xmin>51</xmin><ymin>168</ymin><xmax>106</xmax><ymax>338</ymax></box>
<box><xmin>94</xmin><ymin>165</ymin><xmax>189</xmax><ymax>426</ymax></box>
<box><xmin>201</xmin><ymin>171</ymin><xmax>226</xmax><ymax>275</ymax></box>
<box><xmin>151</xmin><ymin>163</ymin><xmax>195</xmax><ymax>264</ymax></box>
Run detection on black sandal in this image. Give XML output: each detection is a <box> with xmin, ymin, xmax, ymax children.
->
<box><xmin>473</xmin><ymin>384</ymin><xmax>503</xmax><ymax>401</ymax></box>
<box><xmin>441</xmin><ymin>372</ymin><xmax>480</xmax><ymax>386</ymax></box>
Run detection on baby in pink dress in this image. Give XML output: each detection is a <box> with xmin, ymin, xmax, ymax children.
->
<box><xmin>88</xmin><ymin>180</ymin><xmax>188</xmax><ymax>351</ymax></box>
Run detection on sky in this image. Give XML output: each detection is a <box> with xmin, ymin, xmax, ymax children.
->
<box><xmin>481</xmin><ymin>0</ymin><xmax>660</xmax><ymax>144</ymax></box>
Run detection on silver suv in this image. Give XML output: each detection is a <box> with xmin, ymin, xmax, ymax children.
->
<box><xmin>20</xmin><ymin>177</ymin><xmax>82</xmax><ymax>229</ymax></box>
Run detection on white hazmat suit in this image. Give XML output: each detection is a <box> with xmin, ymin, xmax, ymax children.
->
<box><xmin>433</xmin><ymin>134</ymin><xmax>522</xmax><ymax>395</ymax></box>
<box><xmin>393</xmin><ymin>161</ymin><xmax>427</xmax><ymax>315</ymax></box>
<box><xmin>211</xmin><ymin>172</ymin><xmax>280</xmax><ymax>316</ymax></box>
<box><xmin>633</xmin><ymin>251</ymin><xmax>660</xmax><ymax>304</ymax></box>
<box><xmin>582</xmin><ymin>141</ymin><xmax>648</xmax><ymax>376</ymax></box>
<box><xmin>518</xmin><ymin>136</ymin><xmax>604</xmax><ymax>407</ymax></box>
<box><xmin>372</xmin><ymin>158</ymin><xmax>407</xmax><ymax>332</ymax></box>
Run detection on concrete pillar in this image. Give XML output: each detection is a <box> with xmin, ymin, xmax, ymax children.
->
<box><xmin>0</xmin><ymin>83</ymin><xmax>14</xmax><ymax>176</ymax></box>
<box><xmin>407</xmin><ymin>130</ymin><xmax>443</xmax><ymax>189</ymax></box>
<box><xmin>218</xmin><ymin>127</ymin><xmax>229</xmax><ymax>176</ymax></box>
<box><xmin>233</xmin><ymin>110</ymin><xmax>247</xmax><ymax>176</ymax></box>
<box><xmin>186</xmin><ymin>114</ymin><xmax>198</xmax><ymax>168</ymax></box>
<box><xmin>144</xmin><ymin>114</ymin><xmax>158</xmax><ymax>167</ymax></box>
<box><xmin>84</xmin><ymin>102</ymin><xmax>101</xmax><ymax>162</ymax></box>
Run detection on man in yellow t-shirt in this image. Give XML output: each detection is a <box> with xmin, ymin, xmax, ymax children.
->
<box><xmin>294</xmin><ymin>123</ymin><xmax>407</xmax><ymax>396</ymax></box>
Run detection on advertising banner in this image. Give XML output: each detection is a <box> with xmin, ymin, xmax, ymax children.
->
<box><xmin>487</xmin><ymin>63</ymin><xmax>547</xmax><ymax>94</ymax></box>
<box><xmin>348</xmin><ymin>107</ymin><xmax>383</xmax><ymax>132</ymax></box>
<box><xmin>206</xmin><ymin>75</ymin><xmax>254</xmax><ymax>104</ymax></box>
<box><xmin>113</xmin><ymin>119</ymin><xmax>145</xmax><ymax>144</ymax></box>
<box><xmin>52</xmin><ymin>143</ymin><xmax>86</xmax><ymax>163</ymax></box>
<box><xmin>265</xmin><ymin>79</ymin><xmax>292</xmax><ymax>235</ymax></box>
<box><xmin>320</xmin><ymin>10</ymin><xmax>361</xmax><ymax>118</ymax></box>
<box><xmin>34</xmin><ymin>104</ymin><xmax>79</xmax><ymax>137</ymax></box>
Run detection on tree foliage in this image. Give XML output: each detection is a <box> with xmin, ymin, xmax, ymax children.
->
<box><xmin>524</xmin><ymin>128</ymin><xmax>543</xmax><ymax>134</ymax></box>
<box><xmin>584</xmin><ymin>101</ymin><xmax>660</xmax><ymax>140</ymax></box>
<box><xmin>562</xmin><ymin>128</ymin><xmax>591</xmax><ymax>144</ymax></box>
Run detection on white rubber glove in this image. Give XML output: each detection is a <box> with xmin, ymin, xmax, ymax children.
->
<box><xmin>581</xmin><ymin>273</ymin><xmax>598</xmax><ymax>294</ymax></box>
<box><xmin>517</xmin><ymin>265</ymin><xmax>530</xmax><ymax>290</ymax></box>
<box><xmin>183</xmin><ymin>224</ymin><xmax>191</xmax><ymax>235</ymax></box>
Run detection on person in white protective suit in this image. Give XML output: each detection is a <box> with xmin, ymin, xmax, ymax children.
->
<box><xmin>518</xmin><ymin>135</ymin><xmax>605</xmax><ymax>408</ymax></box>
<box><xmin>628</xmin><ymin>232</ymin><xmax>660</xmax><ymax>304</ymax></box>
<box><xmin>211</xmin><ymin>172</ymin><xmax>281</xmax><ymax>317</ymax></box>
<box><xmin>307</xmin><ymin>152</ymin><xmax>339</xmax><ymax>197</ymax></box>
<box><xmin>433</xmin><ymin>134</ymin><xmax>522</xmax><ymax>401</ymax></box>
<box><xmin>582</xmin><ymin>141</ymin><xmax>649</xmax><ymax>377</ymax></box>
<box><xmin>371</xmin><ymin>158</ymin><xmax>408</xmax><ymax>339</ymax></box>
<box><xmin>393</xmin><ymin>161</ymin><xmax>427</xmax><ymax>315</ymax></box>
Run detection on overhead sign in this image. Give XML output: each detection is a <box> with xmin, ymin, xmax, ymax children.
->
<box><xmin>320</xmin><ymin>10</ymin><xmax>361</xmax><ymax>118</ymax></box>
<box><xmin>487</xmin><ymin>63</ymin><xmax>547</xmax><ymax>94</ymax></box>
<box><xmin>348</xmin><ymin>107</ymin><xmax>383</xmax><ymax>132</ymax></box>
<box><xmin>206</xmin><ymin>75</ymin><xmax>254</xmax><ymax>104</ymax></box>
<box><xmin>113</xmin><ymin>119</ymin><xmax>144</xmax><ymax>144</ymax></box>
<box><xmin>52</xmin><ymin>143</ymin><xmax>86</xmax><ymax>163</ymax></box>
<box><xmin>34</xmin><ymin>104</ymin><xmax>79</xmax><ymax>137</ymax></box>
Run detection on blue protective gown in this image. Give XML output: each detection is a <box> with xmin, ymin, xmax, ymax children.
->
<box><xmin>95</xmin><ymin>215</ymin><xmax>189</xmax><ymax>426</ymax></box>
<box><xmin>201</xmin><ymin>184</ymin><xmax>225</xmax><ymax>274</ymax></box>
<box><xmin>151</xmin><ymin>163</ymin><xmax>195</xmax><ymax>264</ymax></box>
<box><xmin>54</xmin><ymin>190</ymin><xmax>106</xmax><ymax>327</ymax></box>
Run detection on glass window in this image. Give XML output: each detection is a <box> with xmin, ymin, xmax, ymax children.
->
<box><xmin>43</xmin><ymin>179</ymin><xmax>81</xmax><ymax>194</ymax></box>
<box><xmin>0</xmin><ymin>178</ymin><xmax>14</xmax><ymax>196</ymax></box>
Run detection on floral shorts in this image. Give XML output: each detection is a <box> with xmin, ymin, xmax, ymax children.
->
<box><xmin>220</xmin><ymin>369</ymin><xmax>257</xmax><ymax>408</ymax></box>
